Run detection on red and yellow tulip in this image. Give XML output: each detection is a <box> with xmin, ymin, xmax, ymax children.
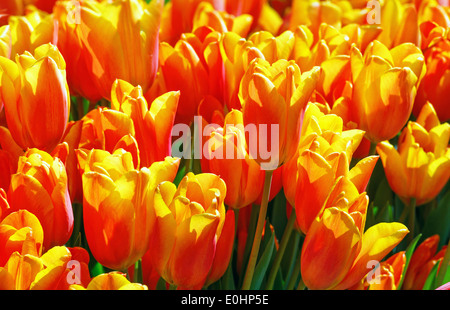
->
<box><xmin>0</xmin><ymin>43</ymin><xmax>70</xmax><ymax>152</ymax></box>
<box><xmin>80</xmin><ymin>148</ymin><xmax>180</xmax><ymax>271</ymax></box>
<box><xmin>148</xmin><ymin>172</ymin><xmax>235</xmax><ymax>289</ymax></box>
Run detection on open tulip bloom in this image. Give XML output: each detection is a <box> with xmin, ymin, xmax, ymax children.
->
<box><xmin>0</xmin><ymin>0</ymin><xmax>449</xmax><ymax>295</ymax></box>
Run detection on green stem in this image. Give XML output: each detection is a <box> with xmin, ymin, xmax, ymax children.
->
<box><xmin>297</xmin><ymin>278</ymin><xmax>305</xmax><ymax>290</ymax></box>
<box><xmin>408</xmin><ymin>198</ymin><xmax>416</xmax><ymax>244</ymax></box>
<box><xmin>265</xmin><ymin>209</ymin><xmax>296</xmax><ymax>290</ymax></box>
<box><xmin>285</xmin><ymin>235</ymin><xmax>302</xmax><ymax>290</ymax></box>
<box><xmin>436</xmin><ymin>238</ymin><xmax>450</xmax><ymax>288</ymax></box>
<box><xmin>133</xmin><ymin>259</ymin><xmax>143</xmax><ymax>284</ymax></box>
<box><xmin>369</xmin><ymin>141</ymin><xmax>378</xmax><ymax>156</ymax></box>
<box><xmin>241</xmin><ymin>169</ymin><xmax>274</xmax><ymax>290</ymax></box>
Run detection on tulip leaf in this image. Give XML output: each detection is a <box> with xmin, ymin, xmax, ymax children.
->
<box><xmin>421</xmin><ymin>190</ymin><xmax>450</xmax><ymax>248</ymax></box>
<box><xmin>250</xmin><ymin>221</ymin><xmax>275</xmax><ymax>290</ymax></box>
<box><xmin>422</xmin><ymin>262</ymin><xmax>440</xmax><ymax>290</ymax></box>
<box><xmin>396</xmin><ymin>233</ymin><xmax>422</xmax><ymax>290</ymax></box>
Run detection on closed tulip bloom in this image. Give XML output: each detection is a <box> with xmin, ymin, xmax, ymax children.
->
<box><xmin>0</xmin><ymin>210</ymin><xmax>44</xmax><ymax>267</ymax></box>
<box><xmin>111</xmin><ymin>79</ymin><xmax>179</xmax><ymax>168</ymax></box>
<box><xmin>301</xmin><ymin>196</ymin><xmax>409</xmax><ymax>290</ymax></box>
<box><xmin>7</xmin><ymin>147</ymin><xmax>73</xmax><ymax>251</ymax></box>
<box><xmin>0</xmin><ymin>43</ymin><xmax>70</xmax><ymax>152</ymax></box>
<box><xmin>402</xmin><ymin>235</ymin><xmax>447</xmax><ymax>290</ymax></box>
<box><xmin>240</xmin><ymin>58</ymin><xmax>321</xmax><ymax>170</ymax></box>
<box><xmin>377</xmin><ymin>102</ymin><xmax>450</xmax><ymax>206</ymax></box>
<box><xmin>349</xmin><ymin>41</ymin><xmax>425</xmax><ymax>143</ymax></box>
<box><xmin>56</xmin><ymin>0</ymin><xmax>163</xmax><ymax>101</ymax></box>
<box><xmin>414</xmin><ymin>22</ymin><xmax>450</xmax><ymax>122</ymax></box>
<box><xmin>81</xmin><ymin>148</ymin><xmax>180</xmax><ymax>271</ymax></box>
<box><xmin>149</xmin><ymin>173</ymin><xmax>235</xmax><ymax>289</ymax></box>
<box><xmin>365</xmin><ymin>251</ymin><xmax>407</xmax><ymax>290</ymax></box>
<box><xmin>201</xmin><ymin>109</ymin><xmax>265</xmax><ymax>209</ymax></box>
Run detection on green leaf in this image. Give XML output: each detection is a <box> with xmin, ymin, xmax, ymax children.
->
<box><xmin>422</xmin><ymin>262</ymin><xmax>440</xmax><ymax>290</ymax></box>
<box><xmin>250</xmin><ymin>221</ymin><xmax>275</xmax><ymax>290</ymax></box>
<box><xmin>397</xmin><ymin>234</ymin><xmax>422</xmax><ymax>290</ymax></box>
<box><xmin>421</xmin><ymin>190</ymin><xmax>450</xmax><ymax>248</ymax></box>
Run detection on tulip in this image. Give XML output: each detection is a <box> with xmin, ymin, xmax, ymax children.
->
<box><xmin>282</xmin><ymin>102</ymin><xmax>367</xmax><ymax>208</ymax></box>
<box><xmin>0</xmin><ymin>209</ymin><xmax>44</xmax><ymax>267</ymax></box>
<box><xmin>111</xmin><ymin>79</ymin><xmax>179</xmax><ymax>168</ymax></box>
<box><xmin>155</xmin><ymin>29</ymin><xmax>215</xmax><ymax>125</ymax></box>
<box><xmin>80</xmin><ymin>148</ymin><xmax>180</xmax><ymax>271</ymax></box>
<box><xmin>70</xmin><ymin>272</ymin><xmax>148</xmax><ymax>290</ymax></box>
<box><xmin>402</xmin><ymin>235</ymin><xmax>447</xmax><ymax>290</ymax></box>
<box><xmin>349</xmin><ymin>41</ymin><xmax>425</xmax><ymax>144</ymax></box>
<box><xmin>376</xmin><ymin>102</ymin><xmax>450</xmax><ymax>207</ymax></box>
<box><xmin>201</xmin><ymin>109</ymin><xmax>265</xmax><ymax>209</ymax></box>
<box><xmin>294</xmin><ymin>141</ymin><xmax>378</xmax><ymax>234</ymax></box>
<box><xmin>55</xmin><ymin>0</ymin><xmax>163</xmax><ymax>101</ymax></box>
<box><xmin>0</xmin><ymin>43</ymin><xmax>70</xmax><ymax>152</ymax></box>
<box><xmin>0</xmin><ymin>251</ymin><xmax>43</xmax><ymax>290</ymax></box>
<box><xmin>217</xmin><ymin>32</ymin><xmax>264</xmax><ymax>111</ymax></box>
<box><xmin>148</xmin><ymin>172</ymin><xmax>235</xmax><ymax>289</ymax></box>
<box><xmin>240</xmin><ymin>58</ymin><xmax>321</xmax><ymax>170</ymax></box>
<box><xmin>301</xmin><ymin>199</ymin><xmax>409</xmax><ymax>290</ymax></box>
<box><xmin>30</xmin><ymin>246</ymin><xmax>91</xmax><ymax>290</ymax></box>
<box><xmin>0</xmin><ymin>7</ymin><xmax>56</xmax><ymax>60</ymax></box>
<box><xmin>63</xmin><ymin>106</ymin><xmax>138</xmax><ymax>203</ymax></box>
<box><xmin>365</xmin><ymin>252</ymin><xmax>407</xmax><ymax>290</ymax></box>
<box><xmin>414</xmin><ymin>22</ymin><xmax>450</xmax><ymax>122</ymax></box>
<box><xmin>7</xmin><ymin>147</ymin><xmax>73</xmax><ymax>251</ymax></box>
<box><xmin>377</xmin><ymin>0</ymin><xmax>419</xmax><ymax>48</ymax></box>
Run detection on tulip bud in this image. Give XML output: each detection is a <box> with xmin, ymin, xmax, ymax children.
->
<box><xmin>0</xmin><ymin>43</ymin><xmax>70</xmax><ymax>152</ymax></box>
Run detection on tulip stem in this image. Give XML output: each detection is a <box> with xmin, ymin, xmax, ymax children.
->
<box><xmin>286</xmin><ymin>248</ymin><xmax>301</xmax><ymax>290</ymax></box>
<box><xmin>408</xmin><ymin>198</ymin><xmax>416</xmax><ymax>244</ymax></box>
<box><xmin>241</xmin><ymin>169</ymin><xmax>274</xmax><ymax>290</ymax></box>
<box><xmin>134</xmin><ymin>259</ymin><xmax>142</xmax><ymax>284</ymax></box>
<box><xmin>369</xmin><ymin>142</ymin><xmax>378</xmax><ymax>156</ymax></box>
<box><xmin>265</xmin><ymin>208</ymin><xmax>296</xmax><ymax>290</ymax></box>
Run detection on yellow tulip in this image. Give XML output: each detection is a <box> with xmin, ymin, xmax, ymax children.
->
<box><xmin>377</xmin><ymin>102</ymin><xmax>450</xmax><ymax>206</ymax></box>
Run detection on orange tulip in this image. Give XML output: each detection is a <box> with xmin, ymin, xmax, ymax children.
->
<box><xmin>240</xmin><ymin>58</ymin><xmax>321</xmax><ymax>170</ymax></box>
<box><xmin>70</xmin><ymin>272</ymin><xmax>147</xmax><ymax>290</ymax></box>
<box><xmin>0</xmin><ymin>7</ymin><xmax>56</xmax><ymax>60</ymax></box>
<box><xmin>377</xmin><ymin>102</ymin><xmax>450</xmax><ymax>206</ymax></box>
<box><xmin>294</xmin><ymin>141</ymin><xmax>377</xmax><ymax>234</ymax></box>
<box><xmin>0</xmin><ymin>209</ymin><xmax>44</xmax><ymax>267</ymax></box>
<box><xmin>62</xmin><ymin>106</ymin><xmax>138</xmax><ymax>203</ymax></box>
<box><xmin>414</xmin><ymin>22</ymin><xmax>450</xmax><ymax>122</ymax></box>
<box><xmin>349</xmin><ymin>41</ymin><xmax>425</xmax><ymax>143</ymax></box>
<box><xmin>301</xmin><ymin>198</ymin><xmax>409</xmax><ymax>290</ymax></box>
<box><xmin>7</xmin><ymin>147</ymin><xmax>73</xmax><ymax>250</ymax></box>
<box><xmin>365</xmin><ymin>252</ymin><xmax>407</xmax><ymax>290</ymax></box>
<box><xmin>30</xmin><ymin>246</ymin><xmax>91</xmax><ymax>290</ymax></box>
<box><xmin>111</xmin><ymin>79</ymin><xmax>179</xmax><ymax>168</ymax></box>
<box><xmin>0</xmin><ymin>43</ymin><xmax>70</xmax><ymax>152</ymax></box>
<box><xmin>0</xmin><ymin>251</ymin><xmax>43</xmax><ymax>290</ymax></box>
<box><xmin>402</xmin><ymin>235</ymin><xmax>447</xmax><ymax>290</ymax></box>
<box><xmin>155</xmin><ymin>28</ymin><xmax>218</xmax><ymax>125</ymax></box>
<box><xmin>148</xmin><ymin>172</ymin><xmax>235</xmax><ymax>289</ymax></box>
<box><xmin>80</xmin><ymin>148</ymin><xmax>180</xmax><ymax>271</ymax></box>
<box><xmin>55</xmin><ymin>0</ymin><xmax>163</xmax><ymax>101</ymax></box>
<box><xmin>201</xmin><ymin>109</ymin><xmax>265</xmax><ymax>209</ymax></box>
<box><xmin>282</xmin><ymin>102</ymin><xmax>367</xmax><ymax>208</ymax></box>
